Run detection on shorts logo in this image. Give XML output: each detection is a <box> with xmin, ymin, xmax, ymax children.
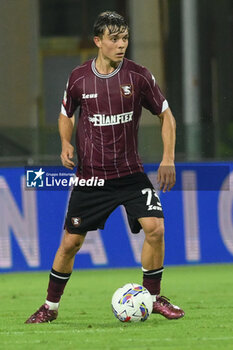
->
<box><xmin>120</xmin><ymin>84</ymin><xmax>133</xmax><ymax>97</ymax></box>
<box><xmin>71</xmin><ymin>217</ymin><xmax>81</xmax><ymax>227</ymax></box>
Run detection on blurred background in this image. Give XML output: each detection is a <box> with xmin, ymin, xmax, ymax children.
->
<box><xmin>1</xmin><ymin>0</ymin><xmax>232</xmax><ymax>166</ymax></box>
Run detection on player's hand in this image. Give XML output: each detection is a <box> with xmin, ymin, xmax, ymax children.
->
<box><xmin>60</xmin><ymin>141</ymin><xmax>75</xmax><ymax>170</ymax></box>
<box><xmin>157</xmin><ymin>161</ymin><xmax>176</xmax><ymax>192</ymax></box>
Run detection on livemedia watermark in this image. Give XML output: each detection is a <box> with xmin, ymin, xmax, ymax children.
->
<box><xmin>25</xmin><ymin>166</ymin><xmax>105</xmax><ymax>190</ymax></box>
<box><xmin>25</xmin><ymin>164</ymin><xmax>231</xmax><ymax>191</ymax></box>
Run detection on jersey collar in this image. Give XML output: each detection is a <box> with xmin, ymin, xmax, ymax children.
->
<box><xmin>91</xmin><ymin>58</ymin><xmax>123</xmax><ymax>79</ymax></box>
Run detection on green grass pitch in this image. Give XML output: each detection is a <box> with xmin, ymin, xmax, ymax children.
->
<box><xmin>0</xmin><ymin>264</ymin><xmax>233</xmax><ymax>350</ymax></box>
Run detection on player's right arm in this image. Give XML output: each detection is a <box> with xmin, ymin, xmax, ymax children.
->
<box><xmin>58</xmin><ymin>113</ymin><xmax>75</xmax><ymax>170</ymax></box>
<box><xmin>59</xmin><ymin>70</ymin><xmax>79</xmax><ymax>170</ymax></box>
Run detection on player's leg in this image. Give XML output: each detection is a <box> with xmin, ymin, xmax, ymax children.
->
<box><xmin>139</xmin><ymin>217</ymin><xmax>165</xmax><ymax>296</ymax></box>
<box><xmin>25</xmin><ymin>229</ymin><xmax>86</xmax><ymax>324</ymax></box>
<box><xmin>139</xmin><ymin>216</ymin><xmax>184</xmax><ymax>319</ymax></box>
<box><xmin>52</xmin><ymin>229</ymin><xmax>86</xmax><ymax>273</ymax></box>
<box><xmin>139</xmin><ymin>217</ymin><xmax>165</xmax><ymax>271</ymax></box>
<box><xmin>46</xmin><ymin>230</ymin><xmax>86</xmax><ymax>308</ymax></box>
<box><xmin>25</xmin><ymin>183</ymin><xmax>118</xmax><ymax>324</ymax></box>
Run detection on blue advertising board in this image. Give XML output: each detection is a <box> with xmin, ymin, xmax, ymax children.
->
<box><xmin>0</xmin><ymin>163</ymin><xmax>233</xmax><ymax>272</ymax></box>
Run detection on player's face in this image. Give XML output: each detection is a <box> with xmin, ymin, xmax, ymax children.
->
<box><xmin>95</xmin><ymin>27</ymin><xmax>129</xmax><ymax>63</ymax></box>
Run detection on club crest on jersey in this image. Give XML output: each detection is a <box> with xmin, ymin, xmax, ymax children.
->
<box><xmin>120</xmin><ymin>84</ymin><xmax>133</xmax><ymax>97</ymax></box>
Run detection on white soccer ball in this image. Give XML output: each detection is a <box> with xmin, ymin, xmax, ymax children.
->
<box><xmin>111</xmin><ymin>283</ymin><xmax>153</xmax><ymax>322</ymax></box>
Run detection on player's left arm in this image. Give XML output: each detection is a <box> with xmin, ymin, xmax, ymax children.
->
<box><xmin>157</xmin><ymin>107</ymin><xmax>176</xmax><ymax>192</ymax></box>
<box><xmin>139</xmin><ymin>67</ymin><xmax>176</xmax><ymax>191</ymax></box>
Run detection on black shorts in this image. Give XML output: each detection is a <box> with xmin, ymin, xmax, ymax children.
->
<box><xmin>64</xmin><ymin>172</ymin><xmax>164</xmax><ymax>234</ymax></box>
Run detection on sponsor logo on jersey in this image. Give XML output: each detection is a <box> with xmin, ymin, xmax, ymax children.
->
<box><xmin>88</xmin><ymin>111</ymin><xmax>133</xmax><ymax>126</ymax></box>
<box><xmin>82</xmin><ymin>93</ymin><xmax>98</xmax><ymax>99</ymax></box>
<box><xmin>120</xmin><ymin>84</ymin><xmax>133</xmax><ymax>97</ymax></box>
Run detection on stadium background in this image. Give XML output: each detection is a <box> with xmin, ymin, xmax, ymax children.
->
<box><xmin>0</xmin><ymin>0</ymin><xmax>233</xmax><ymax>272</ymax></box>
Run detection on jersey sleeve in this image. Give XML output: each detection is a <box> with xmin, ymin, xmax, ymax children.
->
<box><xmin>140</xmin><ymin>67</ymin><xmax>169</xmax><ymax>115</ymax></box>
<box><xmin>60</xmin><ymin>72</ymin><xmax>80</xmax><ymax>118</ymax></box>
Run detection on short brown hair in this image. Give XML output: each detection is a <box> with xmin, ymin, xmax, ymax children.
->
<box><xmin>93</xmin><ymin>11</ymin><xmax>129</xmax><ymax>37</ymax></box>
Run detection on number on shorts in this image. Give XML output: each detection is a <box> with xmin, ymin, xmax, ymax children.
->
<box><xmin>141</xmin><ymin>188</ymin><xmax>152</xmax><ymax>205</ymax></box>
<box><xmin>141</xmin><ymin>188</ymin><xmax>159</xmax><ymax>205</ymax></box>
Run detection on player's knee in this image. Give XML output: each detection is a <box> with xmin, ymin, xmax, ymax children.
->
<box><xmin>62</xmin><ymin>240</ymin><xmax>82</xmax><ymax>256</ymax></box>
<box><xmin>145</xmin><ymin>223</ymin><xmax>164</xmax><ymax>246</ymax></box>
<box><xmin>70</xmin><ymin>239</ymin><xmax>83</xmax><ymax>253</ymax></box>
<box><xmin>60</xmin><ymin>232</ymin><xmax>85</xmax><ymax>256</ymax></box>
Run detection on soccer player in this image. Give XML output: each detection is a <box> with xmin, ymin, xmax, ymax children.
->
<box><xmin>25</xmin><ymin>11</ymin><xmax>184</xmax><ymax>323</ymax></box>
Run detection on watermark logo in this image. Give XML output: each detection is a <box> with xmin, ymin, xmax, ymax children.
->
<box><xmin>25</xmin><ymin>167</ymin><xmax>105</xmax><ymax>190</ymax></box>
<box><xmin>26</xmin><ymin>168</ymin><xmax>45</xmax><ymax>188</ymax></box>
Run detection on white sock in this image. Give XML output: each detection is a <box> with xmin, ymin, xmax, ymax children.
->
<box><xmin>141</xmin><ymin>267</ymin><xmax>149</xmax><ymax>272</ymax></box>
<box><xmin>45</xmin><ymin>300</ymin><xmax>59</xmax><ymax>311</ymax></box>
<box><xmin>151</xmin><ymin>295</ymin><xmax>157</xmax><ymax>302</ymax></box>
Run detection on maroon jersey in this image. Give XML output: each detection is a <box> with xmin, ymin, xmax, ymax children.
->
<box><xmin>61</xmin><ymin>58</ymin><xmax>168</xmax><ymax>180</ymax></box>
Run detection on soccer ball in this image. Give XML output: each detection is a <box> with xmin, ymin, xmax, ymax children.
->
<box><xmin>111</xmin><ymin>283</ymin><xmax>153</xmax><ymax>322</ymax></box>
